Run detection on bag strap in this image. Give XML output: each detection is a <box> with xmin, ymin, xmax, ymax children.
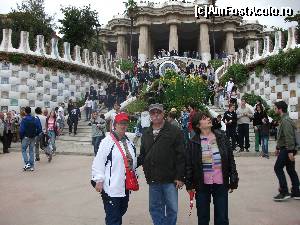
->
<box><xmin>110</xmin><ymin>133</ymin><xmax>129</xmax><ymax>170</ymax></box>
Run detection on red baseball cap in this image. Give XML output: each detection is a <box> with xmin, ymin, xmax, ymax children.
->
<box><xmin>114</xmin><ymin>112</ymin><xmax>129</xmax><ymax>123</ymax></box>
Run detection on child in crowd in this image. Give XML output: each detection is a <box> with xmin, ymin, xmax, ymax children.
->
<box><xmin>260</xmin><ymin>116</ymin><xmax>270</xmax><ymax>158</ymax></box>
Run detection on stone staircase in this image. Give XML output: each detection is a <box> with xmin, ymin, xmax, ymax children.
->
<box><xmin>208</xmin><ymin>105</ymin><xmax>277</xmax><ymax>155</ymax></box>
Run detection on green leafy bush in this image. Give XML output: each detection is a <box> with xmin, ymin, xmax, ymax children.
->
<box><xmin>265</xmin><ymin>48</ymin><xmax>300</xmax><ymax>76</ymax></box>
<box><xmin>219</xmin><ymin>64</ymin><xmax>249</xmax><ymax>87</ymax></box>
<box><xmin>208</xmin><ymin>59</ymin><xmax>223</xmax><ymax>70</ymax></box>
<box><xmin>125</xmin><ymin>99</ymin><xmax>148</xmax><ymax>115</ymax></box>
<box><xmin>0</xmin><ymin>51</ymin><xmax>115</xmax><ymax>80</ymax></box>
<box><xmin>267</xmin><ymin>108</ymin><xmax>281</xmax><ymax>121</ymax></box>
<box><xmin>152</xmin><ymin>70</ymin><xmax>209</xmax><ymax>112</ymax></box>
<box><xmin>255</xmin><ymin>65</ymin><xmax>263</xmax><ymax>77</ymax></box>
<box><xmin>242</xmin><ymin>93</ymin><xmax>269</xmax><ymax>110</ymax></box>
<box><xmin>116</xmin><ymin>59</ymin><xmax>134</xmax><ymax>72</ymax></box>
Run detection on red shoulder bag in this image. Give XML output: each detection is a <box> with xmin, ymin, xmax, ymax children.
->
<box><xmin>110</xmin><ymin>133</ymin><xmax>139</xmax><ymax>191</ymax></box>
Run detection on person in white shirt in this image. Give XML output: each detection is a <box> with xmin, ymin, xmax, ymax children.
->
<box><xmin>108</xmin><ymin>102</ymin><xmax>121</xmax><ymax>132</ymax></box>
<box><xmin>85</xmin><ymin>97</ymin><xmax>93</xmax><ymax>121</ymax></box>
<box><xmin>91</xmin><ymin>112</ymin><xmax>137</xmax><ymax>225</ymax></box>
<box><xmin>140</xmin><ymin>109</ymin><xmax>150</xmax><ymax>134</ymax></box>
<box><xmin>98</xmin><ymin>82</ymin><xmax>107</xmax><ymax>108</ymax></box>
<box><xmin>225</xmin><ymin>78</ymin><xmax>235</xmax><ymax>101</ymax></box>
<box><xmin>57</xmin><ymin>103</ymin><xmax>65</xmax><ymax>134</ymax></box>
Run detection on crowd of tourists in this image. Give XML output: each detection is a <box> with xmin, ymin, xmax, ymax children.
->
<box><xmin>91</xmin><ymin>100</ymin><xmax>300</xmax><ymax>225</ymax></box>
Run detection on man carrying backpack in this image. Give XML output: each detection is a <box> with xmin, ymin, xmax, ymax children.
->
<box><xmin>19</xmin><ymin>107</ymin><xmax>42</xmax><ymax>171</ymax></box>
<box><xmin>273</xmin><ymin>101</ymin><xmax>300</xmax><ymax>201</ymax></box>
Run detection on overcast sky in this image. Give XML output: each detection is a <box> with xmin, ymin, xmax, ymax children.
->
<box><xmin>0</xmin><ymin>0</ymin><xmax>299</xmax><ymax>32</ymax></box>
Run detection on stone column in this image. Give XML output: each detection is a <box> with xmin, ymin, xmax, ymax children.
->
<box><xmin>117</xmin><ymin>35</ymin><xmax>128</xmax><ymax>59</ymax></box>
<box><xmin>138</xmin><ymin>25</ymin><xmax>149</xmax><ymax>64</ymax></box>
<box><xmin>225</xmin><ymin>31</ymin><xmax>235</xmax><ymax>55</ymax></box>
<box><xmin>148</xmin><ymin>32</ymin><xmax>153</xmax><ymax>60</ymax></box>
<box><xmin>198</xmin><ymin>23</ymin><xmax>211</xmax><ymax>64</ymax></box>
<box><xmin>169</xmin><ymin>24</ymin><xmax>178</xmax><ymax>52</ymax></box>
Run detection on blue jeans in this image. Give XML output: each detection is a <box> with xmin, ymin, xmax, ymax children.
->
<box><xmin>195</xmin><ymin>184</ymin><xmax>229</xmax><ymax>225</ymax></box>
<box><xmin>274</xmin><ymin>149</ymin><xmax>300</xmax><ymax>194</ymax></box>
<box><xmin>101</xmin><ymin>191</ymin><xmax>129</xmax><ymax>225</ymax></box>
<box><xmin>92</xmin><ymin>136</ymin><xmax>104</xmax><ymax>156</ymax></box>
<box><xmin>85</xmin><ymin>107</ymin><xmax>92</xmax><ymax>121</ymax></box>
<box><xmin>21</xmin><ymin>137</ymin><xmax>35</xmax><ymax>167</ymax></box>
<box><xmin>149</xmin><ymin>183</ymin><xmax>178</xmax><ymax>225</ymax></box>
<box><xmin>261</xmin><ymin>136</ymin><xmax>269</xmax><ymax>156</ymax></box>
<box><xmin>47</xmin><ymin>130</ymin><xmax>56</xmax><ymax>152</ymax></box>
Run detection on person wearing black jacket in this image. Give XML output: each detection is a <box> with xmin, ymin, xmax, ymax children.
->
<box><xmin>212</xmin><ymin>115</ymin><xmax>222</xmax><ymax>130</ymax></box>
<box><xmin>253</xmin><ymin>104</ymin><xmax>267</xmax><ymax>152</ymax></box>
<box><xmin>185</xmin><ymin>111</ymin><xmax>239</xmax><ymax>225</ymax></box>
<box><xmin>68</xmin><ymin>102</ymin><xmax>81</xmax><ymax>136</ymax></box>
<box><xmin>222</xmin><ymin>104</ymin><xmax>237</xmax><ymax>151</ymax></box>
<box><xmin>137</xmin><ymin>103</ymin><xmax>185</xmax><ymax>225</ymax></box>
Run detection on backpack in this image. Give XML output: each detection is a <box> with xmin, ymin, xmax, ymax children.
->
<box><xmin>24</xmin><ymin>118</ymin><xmax>37</xmax><ymax>138</ymax></box>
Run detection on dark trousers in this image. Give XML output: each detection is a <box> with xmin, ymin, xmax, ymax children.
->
<box><xmin>226</xmin><ymin>126</ymin><xmax>237</xmax><ymax>151</ymax></box>
<box><xmin>92</xmin><ymin>135</ymin><xmax>104</xmax><ymax>156</ymax></box>
<box><xmin>274</xmin><ymin>149</ymin><xmax>300</xmax><ymax>194</ymax></box>
<box><xmin>69</xmin><ymin>119</ymin><xmax>78</xmax><ymax>134</ymax></box>
<box><xmin>101</xmin><ymin>191</ymin><xmax>129</xmax><ymax>225</ymax></box>
<box><xmin>238</xmin><ymin>124</ymin><xmax>250</xmax><ymax>150</ymax></box>
<box><xmin>196</xmin><ymin>184</ymin><xmax>229</xmax><ymax>225</ymax></box>
<box><xmin>2</xmin><ymin>132</ymin><xmax>11</xmax><ymax>153</ymax></box>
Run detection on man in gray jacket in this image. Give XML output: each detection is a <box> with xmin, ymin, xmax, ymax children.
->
<box><xmin>236</xmin><ymin>99</ymin><xmax>253</xmax><ymax>152</ymax></box>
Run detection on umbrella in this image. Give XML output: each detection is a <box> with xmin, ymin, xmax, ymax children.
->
<box><xmin>188</xmin><ymin>191</ymin><xmax>195</xmax><ymax>216</ymax></box>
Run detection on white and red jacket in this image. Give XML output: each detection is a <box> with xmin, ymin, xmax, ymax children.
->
<box><xmin>91</xmin><ymin>135</ymin><xmax>137</xmax><ymax>197</ymax></box>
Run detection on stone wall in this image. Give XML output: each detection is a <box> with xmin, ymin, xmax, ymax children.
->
<box><xmin>239</xmin><ymin>69</ymin><xmax>300</xmax><ymax>128</ymax></box>
<box><xmin>0</xmin><ymin>28</ymin><xmax>119</xmax><ymax>112</ymax></box>
<box><xmin>0</xmin><ymin>62</ymin><xmax>102</xmax><ymax>112</ymax></box>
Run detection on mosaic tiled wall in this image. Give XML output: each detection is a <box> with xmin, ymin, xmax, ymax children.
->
<box><xmin>239</xmin><ymin>69</ymin><xmax>300</xmax><ymax>127</ymax></box>
<box><xmin>0</xmin><ymin>61</ymin><xmax>102</xmax><ymax>112</ymax></box>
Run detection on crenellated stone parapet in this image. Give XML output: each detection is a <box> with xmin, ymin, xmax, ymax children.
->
<box><xmin>0</xmin><ymin>28</ymin><xmax>118</xmax><ymax>79</ymax></box>
<box><xmin>215</xmin><ymin>26</ymin><xmax>299</xmax><ymax>80</ymax></box>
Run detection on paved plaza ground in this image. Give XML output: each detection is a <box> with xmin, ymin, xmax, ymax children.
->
<box><xmin>0</xmin><ymin>152</ymin><xmax>300</xmax><ymax>225</ymax></box>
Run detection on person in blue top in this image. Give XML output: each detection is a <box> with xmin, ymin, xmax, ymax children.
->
<box><xmin>19</xmin><ymin>106</ymin><xmax>42</xmax><ymax>171</ymax></box>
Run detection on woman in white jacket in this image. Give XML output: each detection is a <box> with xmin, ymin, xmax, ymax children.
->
<box><xmin>91</xmin><ymin>112</ymin><xmax>137</xmax><ymax>225</ymax></box>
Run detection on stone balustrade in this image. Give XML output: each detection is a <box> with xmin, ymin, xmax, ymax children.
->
<box><xmin>0</xmin><ymin>28</ymin><xmax>118</xmax><ymax>79</ymax></box>
<box><xmin>215</xmin><ymin>26</ymin><xmax>299</xmax><ymax>80</ymax></box>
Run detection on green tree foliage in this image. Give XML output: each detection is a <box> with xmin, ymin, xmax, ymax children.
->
<box><xmin>6</xmin><ymin>0</ymin><xmax>55</xmax><ymax>49</ymax></box>
<box><xmin>59</xmin><ymin>5</ymin><xmax>100</xmax><ymax>50</ymax></box>
<box><xmin>285</xmin><ymin>10</ymin><xmax>300</xmax><ymax>32</ymax></box>
<box><xmin>116</xmin><ymin>59</ymin><xmax>134</xmax><ymax>72</ymax></box>
<box><xmin>149</xmin><ymin>70</ymin><xmax>209</xmax><ymax>112</ymax></box>
<box><xmin>208</xmin><ymin>59</ymin><xmax>223</xmax><ymax>70</ymax></box>
<box><xmin>266</xmin><ymin>48</ymin><xmax>300</xmax><ymax>76</ymax></box>
<box><xmin>123</xmin><ymin>0</ymin><xmax>138</xmax><ymax>58</ymax></box>
<box><xmin>219</xmin><ymin>64</ymin><xmax>249</xmax><ymax>87</ymax></box>
<box><xmin>242</xmin><ymin>93</ymin><xmax>269</xmax><ymax>110</ymax></box>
